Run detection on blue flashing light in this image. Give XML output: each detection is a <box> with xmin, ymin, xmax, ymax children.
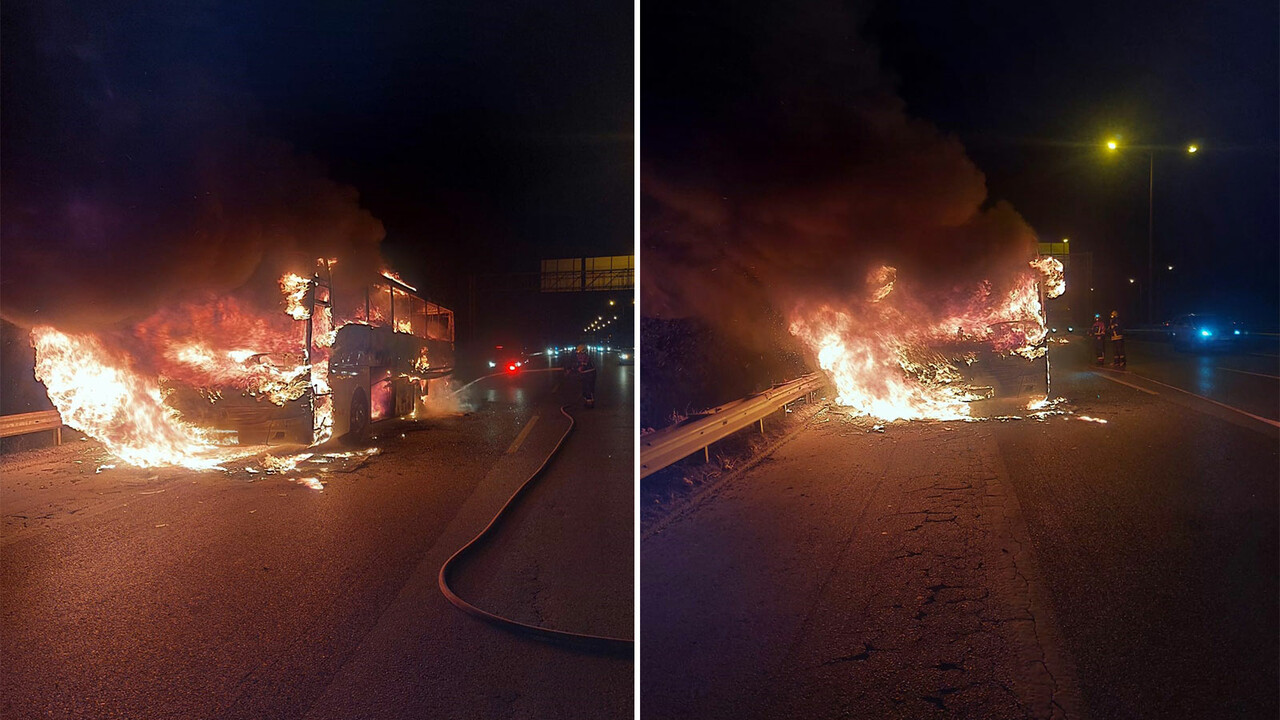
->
<box><xmin>1234</xmin><ymin>329</ymin><xmax>1241</xmax><ymax>335</ymax></box>
<box><xmin>1199</xmin><ymin>329</ymin><xmax>1212</xmax><ymax>337</ymax></box>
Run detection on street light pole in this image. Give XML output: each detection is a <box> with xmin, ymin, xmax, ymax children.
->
<box><xmin>1106</xmin><ymin>138</ymin><xmax>1198</xmax><ymax>324</ymax></box>
<box><xmin>1152</xmin><ymin>152</ymin><xmax>1162</xmax><ymax>324</ymax></box>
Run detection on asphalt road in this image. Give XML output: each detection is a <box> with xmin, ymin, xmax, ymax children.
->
<box><xmin>641</xmin><ymin>335</ymin><xmax>1277</xmax><ymax>719</ymax></box>
<box><xmin>1</xmin><ymin>352</ymin><xmax>633</xmax><ymax>719</ymax></box>
<box><xmin>1105</xmin><ymin>331</ymin><xmax>1279</xmax><ymax>424</ymax></box>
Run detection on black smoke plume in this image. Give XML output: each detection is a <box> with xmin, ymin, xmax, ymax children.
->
<box><xmin>1</xmin><ymin>0</ymin><xmax>386</xmax><ymax>332</ymax></box>
<box><xmin>642</xmin><ymin>0</ymin><xmax>1038</xmax><ymax>344</ymax></box>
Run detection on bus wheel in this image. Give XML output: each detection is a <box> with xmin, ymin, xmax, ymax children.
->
<box><xmin>347</xmin><ymin>391</ymin><xmax>370</xmax><ymax>442</ymax></box>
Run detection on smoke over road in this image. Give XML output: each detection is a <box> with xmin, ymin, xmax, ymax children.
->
<box><xmin>1</xmin><ymin>1</ymin><xmax>386</xmax><ymax>332</ymax></box>
<box><xmin>642</xmin><ymin>0</ymin><xmax>1039</xmax><ymax>347</ymax></box>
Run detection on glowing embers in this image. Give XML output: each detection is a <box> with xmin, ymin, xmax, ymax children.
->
<box><xmin>31</xmin><ymin>327</ymin><xmax>248</xmax><ymax>470</ymax></box>
<box><xmin>791</xmin><ymin>260</ymin><xmax>1061</xmax><ymax>422</ymax></box>
<box><xmin>251</xmin><ymin>448</ymin><xmax>380</xmax><ymax>491</ymax></box>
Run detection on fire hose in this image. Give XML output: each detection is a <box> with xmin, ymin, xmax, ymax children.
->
<box><xmin>437</xmin><ymin>402</ymin><xmax>633</xmax><ymax>656</ymax></box>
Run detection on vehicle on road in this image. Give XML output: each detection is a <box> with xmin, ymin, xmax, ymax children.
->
<box><xmin>486</xmin><ymin>345</ymin><xmax>528</xmax><ymax>374</ymax></box>
<box><xmin>1164</xmin><ymin>313</ymin><xmax>1246</xmax><ymax>350</ymax></box>
<box><xmin>615</xmin><ymin>347</ymin><xmax>634</xmax><ymax>365</ymax></box>
<box><xmin>174</xmin><ymin>260</ymin><xmax>455</xmax><ymax>445</ymax></box>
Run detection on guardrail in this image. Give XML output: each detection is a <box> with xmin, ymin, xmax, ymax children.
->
<box><xmin>640</xmin><ymin>373</ymin><xmax>825</xmax><ymax>479</ymax></box>
<box><xmin>0</xmin><ymin>410</ymin><xmax>64</xmax><ymax>445</ymax></box>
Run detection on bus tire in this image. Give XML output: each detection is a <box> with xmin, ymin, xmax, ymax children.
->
<box><xmin>347</xmin><ymin>390</ymin><xmax>370</xmax><ymax>443</ymax></box>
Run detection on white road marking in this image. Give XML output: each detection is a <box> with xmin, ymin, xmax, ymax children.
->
<box><xmin>1133</xmin><ymin>375</ymin><xmax>1280</xmax><ymax>429</ymax></box>
<box><xmin>1216</xmin><ymin>367</ymin><xmax>1280</xmax><ymax>380</ymax></box>
<box><xmin>1094</xmin><ymin>371</ymin><xmax>1159</xmax><ymax>395</ymax></box>
<box><xmin>505</xmin><ymin>415</ymin><xmax>540</xmax><ymax>454</ymax></box>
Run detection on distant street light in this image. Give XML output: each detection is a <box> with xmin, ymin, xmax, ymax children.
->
<box><xmin>1129</xmin><ymin>278</ymin><xmax>1136</xmax><ymax>284</ymax></box>
<box><xmin>1105</xmin><ymin>137</ymin><xmax>1200</xmax><ymax>322</ymax></box>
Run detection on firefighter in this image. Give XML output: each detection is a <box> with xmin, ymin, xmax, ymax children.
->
<box><xmin>1089</xmin><ymin>312</ymin><xmax>1108</xmax><ymax>366</ymax></box>
<box><xmin>1108</xmin><ymin>310</ymin><xmax>1126</xmax><ymax>369</ymax></box>
<box><xmin>565</xmin><ymin>344</ymin><xmax>598</xmax><ymax>407</ymax></box>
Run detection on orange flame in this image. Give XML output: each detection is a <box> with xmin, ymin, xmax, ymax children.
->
<box><xmin>791</xmin><ymin>259</ymin><xmax>1062</xmax><ymax>421</ymax></box>
<box><xmin>280</xmin><ymin>273</ymin><xmax>311</xmax><ymax>320</ymax></box>
<box><xmin>29</xmin><ymin>260</ymin><xmax>429</xmax><ymax>470</ymax></box>
<box><xmin>31</xmin><ymin>327</ymin><xmax>250</xmax><ymax>469</ymax></box>
<box><xmin>380</xmin><ymin>269</ymin><xmax>417</xmax><ymax>291</ymax></box>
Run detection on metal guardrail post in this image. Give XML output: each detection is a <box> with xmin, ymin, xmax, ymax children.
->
<box><xmin>0</xmin><ymin>410</ymin><xmax>65</xmax><ymax>445</ymax></box>
<box><xmin>640</xmin><ymin>373</ymin><xmax>825</xmax><ymax>479</ymax></box>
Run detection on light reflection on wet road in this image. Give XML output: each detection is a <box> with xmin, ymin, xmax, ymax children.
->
<box><xmin>1114</xmin><ymin>335</ymin><xmax>1279</xmax><ymax>423</ymax></box>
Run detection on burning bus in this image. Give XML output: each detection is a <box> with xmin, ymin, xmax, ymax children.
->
<box><xmin>30</xmin><ymin>258</ymin><xmax>454</xmax><ymax>469</ymax></box>
<box><xmin>192</xmin><ymin>260</ymin><xmax>456</xmax><ymax>445</ymax></box>
<box><xmin>790</xmin><ymin>257</ymin><xmax>1063</xmax><ymax>421</ymax></box>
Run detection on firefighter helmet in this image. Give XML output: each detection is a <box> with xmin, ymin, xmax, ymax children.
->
<box><xmin>576</xmin><ymin>344</ymin><xmax>587</xmax><ymax>353</ymax></box>
<box><xmin>1110</xmin><ymin>310</ymin><xmax>1119</xmax><ymax>318</ymax></box>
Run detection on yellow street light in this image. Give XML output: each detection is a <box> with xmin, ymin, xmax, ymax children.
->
<box><xmin>1129</xmin><ymin>278</ymin><xmax>1136</xmax><ymax>284</ymax></box>
<box><xmin>1104</xmin><ymin>134</ymin><xmax>1199</xmax><ymax>322</ymax></box>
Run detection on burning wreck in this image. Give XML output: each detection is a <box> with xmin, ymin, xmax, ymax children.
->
<box><xmin>28</xmin><ymin>258</ymin><xmax>454</xmax><ymax>469</ymax></box>
<box><xmin>789</xmin><ymin>257</ymin><xmax>1064</xmax><ymax>421</ymax></box>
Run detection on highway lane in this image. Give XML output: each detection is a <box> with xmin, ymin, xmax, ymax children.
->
<box><xmin>642</xmin><ymin>337</ymin><xmax>1277</xmax><ymax>720</ymax></box>
<box><xmin>1107</xmin><ymin>334</ymin><xmax>1279</xmax><ymax>424</ymax></box>
<box><xmin>1006</xmin><ymin>337</ymin><xmax>1278</xmax><ymax>719</ymax></box>
<box><xmin>1</xmin><ymin>353</ymin><xmax>632</xmax><ymax>719</ymax></box>
<box><xmin>305</xmin><ymin>354</ymin><xmax>634</xmax><ymax>719</ymax></box>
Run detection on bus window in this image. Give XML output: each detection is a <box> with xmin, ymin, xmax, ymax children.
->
<box><xmin>427</xmin><ymin>303</ymin><xmax>454</xmax><ymax>342</ymax></box>
<box><xmin>411</xmin><ymin>295</ymin><xmax>427</xmax><ymax>338</ymax></box>
<box><xmin>369</xmin><ymin>284</ymin><xmax>392</xmax><ymax>327</ymax></box>
<box><xmin>337</xmin><ymin>287</ymin><xmax>368</xmax><ymax>325</ymax></box>
<box><xmin>392</xmin><ymin>287</ymin><xmax>412</xmax><ymax>334</ymax></box>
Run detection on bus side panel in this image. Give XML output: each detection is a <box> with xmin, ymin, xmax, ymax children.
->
<box><xmin>329</xmin><ymin>367</ymin><xmax>370</xmax><ymax>439</ymax></box>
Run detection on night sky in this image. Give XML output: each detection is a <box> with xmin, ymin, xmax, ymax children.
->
<box><xmin>2</xmin><ymin>0</ymin><xmax>634</xmax><ymax>341</ymax></box>
<box><xmin>643</xmin><ymin>0</ymin><xmax>1278</xmax><ymax>331</ymax></box>
<box><xmin>867</xmin><ymin>0</ymin><xmax>1278</xmax><ymax>325</ymax></box>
